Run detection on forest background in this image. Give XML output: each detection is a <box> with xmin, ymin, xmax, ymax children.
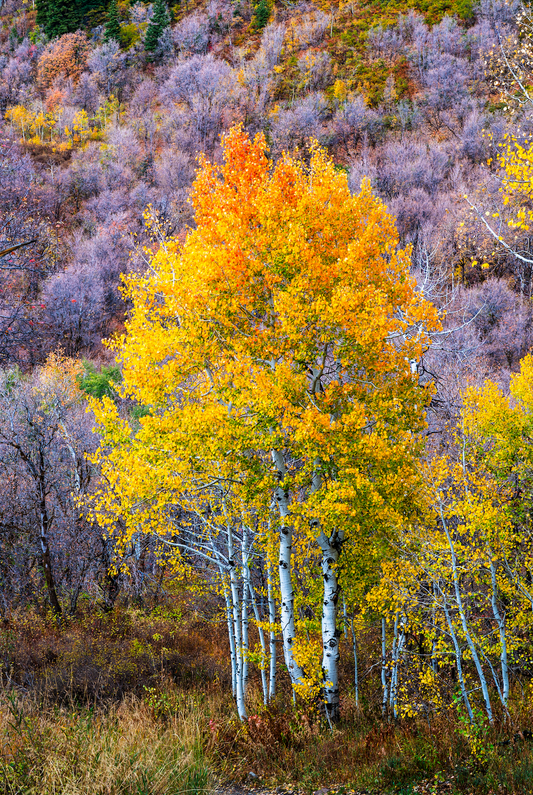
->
<box><xmin>2</xmin><ymin>0</ymin><xmax>533</xmax><ymax>791</ymax></box>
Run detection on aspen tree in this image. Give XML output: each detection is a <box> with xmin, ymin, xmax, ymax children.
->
<box><xmin>369</xmin><ymin>378</ymin><xmax>533</xmax><ymax>725</ymax></box>
<box><xmin>90</xmin><ymin>126</ymin><xmax>439</xmax><ymax>721</ymax></box>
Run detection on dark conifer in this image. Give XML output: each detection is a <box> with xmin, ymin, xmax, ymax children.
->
<box><xmin>254</xmin><ymin>0</ymin><xmax>270</xmax><ymax>28</ymax></box>
<box><xmin>104</xmin><ymin>0</ymin><xmax>121</xmax><ymax>42</ymax></box>
<box><xmin>76</xmin><ymin>0</ymin><xmax>103</xmax><ymax>28</ymax></box>
<box><xmin>35</xmin><ymin>0</ymin><xmax>49</xmax><ymax>30</ymax></box>
<box><xmin>45</xmin><ymin>0</ymin><xmax>77</xmax><ymax>37</ymax></box>
<box><xmin>144</xmin><ymin>0</ymin><xmax>170</xmax><ymax>54</ymax></box>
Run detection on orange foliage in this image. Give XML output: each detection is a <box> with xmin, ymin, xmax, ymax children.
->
<box><xmin>37</xmin><ymin>32</ymin><xmax>89</xmax><ymax>91</ymax></box>
<box><xmin>45</xmin><ymin>87</ymin><xmax>67</xmax><ymax>112</ymax></box>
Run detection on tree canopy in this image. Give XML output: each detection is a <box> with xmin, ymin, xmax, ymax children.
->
<box><xmin>90</xmin><ymin>126</ymin><xmax>439</xmax><ymax>720</ymax></box>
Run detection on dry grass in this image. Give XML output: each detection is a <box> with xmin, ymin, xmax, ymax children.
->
<box><xmin>0</xmin><ymin>687</ymin><xmax>211</xmax><ymax>795</ymax></box>
<box><xmin>0</xmin><ymin>603</ymin><xmax>224</xmax><ymax>794</ymax></box>
<box><xmin>2</xmin><ymin>608</ymin><xmax>533</xmax><ymax>794</ymax></box>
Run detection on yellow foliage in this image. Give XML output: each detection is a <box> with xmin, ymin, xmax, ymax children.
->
<box><xmin>90</xmin><ymin>125</ymin><xmax>440</xmax><ymax>687</ymax></box>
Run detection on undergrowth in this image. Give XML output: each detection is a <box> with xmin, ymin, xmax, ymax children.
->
<box><xmin>0</xmin><ymin>689</ymin><xmax>211</xmax><ymax>795</ymax></box>
<box><xmin>1</xmin><ymin>609</ymin><xmax>533</xmax><ymax>794</ymax></box>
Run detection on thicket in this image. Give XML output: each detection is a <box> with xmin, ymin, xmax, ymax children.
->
<box><xmin>2</xmin><ymin>0</ymin><xmax>533</xmax><ymax>791</ymax></box>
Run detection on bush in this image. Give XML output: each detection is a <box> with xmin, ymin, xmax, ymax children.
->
<box><xmin>37</xmin><ymin>32</ymin><xmax>89</xmax><ymax>91</ymax></box>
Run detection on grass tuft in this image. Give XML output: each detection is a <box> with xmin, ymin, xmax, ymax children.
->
<box><xmin>0</xmin><ymin>688</ymin><xmax>211</xmax><ymax>795</ymax></box>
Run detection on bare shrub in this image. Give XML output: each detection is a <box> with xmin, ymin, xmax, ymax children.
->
<box><xmin>291</xmin><ymin>10</ymin><xmax>329</xmax><ymax>48</ymax></box>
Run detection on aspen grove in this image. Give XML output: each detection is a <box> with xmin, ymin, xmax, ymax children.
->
<box><xmin>90</xmin><ymin>126</ymin><xmax>440</xmax><ymax>723</ymax></box>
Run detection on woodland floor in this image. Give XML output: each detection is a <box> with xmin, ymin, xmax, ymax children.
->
<box><xmin>1</xmin><ymin>602</ymin><xmax>531</xmax><ymax>795</ymax></box>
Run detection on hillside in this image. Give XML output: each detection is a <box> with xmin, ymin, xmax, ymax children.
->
<box><xmin>2</xmin><ymin>1</ymin><xmax>533</xmax><ymax>793</ymax></box>
<box><xmin>0</xmin><ymin>0</ymin><xmax>527</xmax><ymax>369</ymax></box>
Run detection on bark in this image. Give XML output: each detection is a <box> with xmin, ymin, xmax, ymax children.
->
<box><xmin>241</xmin><ymin>526</ymin><xmax>250</xmax><ymax>697</ymax></box>
<box><xmin>267</xmin><ymin>560</ymin><xmax>277</xmax><ymax>701</ymax></box>
<box><xmin>249</xmin><ymin>579</ymin><xmax>269</xmax><ymax>704</ymax></box>
<box><xmin>439</xmin><ymin>510</ymin><xmax>493</xmax><ymax>723</ymax></box>
<box><xmin>312</xmin><ymin>462</ymin><xmax>343</xmax><ymax>723</ymax></box>
<box><xmin>222</xmin><ymin>575</ymin><xmax>237</xmax><ymax>698</ymax></box>
<box><xmin>271</xmin><ymin>449</ymin><xmax>305</xmax><ymax>688</ymax></box>
<box><xmin>228</xmin><ymin>525</ymin><xmax>246</xmax><ymax>720</ymax></box>
<box><xmin>100</xmin><ymin>537</ymin><xmax>120</xmax><ymax>612</ymax></box>
<box><xmin>442</xmin><ymin>596</ymin><xmax>474</xmax><ymax>724</ymax></box>
<box><xmin>489</xmin><ymin>560</ymin><xmax>509</xmax><ymax>708</ymax></box>
<box><xmin>351</xmin><ymin>617</ymin><xmax>359</xmax><ymax>707</ymax></box>
<box><xmin>389</xmin><ymin>613</ymin><xmax>405</xmax><ymax>720</ymax></box>
<box><xmin>381</xmin><ymin>618</ymin><xmax>388</xmax><ymax>718</ymax></box>
<box><xmin>317</xmin><ymin>528</ymin><xmax>342</xmax><ymax>723</ymax></box>
<box><xmin>38</xmin><ymin>452</ymin><xmax>62</xmax><ymax>617</ymax></box>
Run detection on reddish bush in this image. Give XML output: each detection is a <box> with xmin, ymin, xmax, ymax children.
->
<box><xmin>37</xmin><ymin>32</ymin><xmax>89</xmax><ymax>91</ymax></box>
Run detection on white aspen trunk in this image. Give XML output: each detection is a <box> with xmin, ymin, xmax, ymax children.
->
<box><xmin>248</xmin><ymin>579</ymin><xmax>268</xmax><ymax>705</ymax></box>
<box><xmin>267</xmin><ymin>561</ymin><xmax>277</xmax><ymax>701</ymax></box>
<box><xmin>441</xmin><ymin>591</ymin><xmax>474</xmax><ymax>724</ymax></box>
<box><xmin>317</xmin><ymin>529</ymin><xmax>342</xmax><ymax>723</ymax></box>
<box><xmin>271</xmin><ymin>450</ymin><xmax>305</xmax><ymax>688</ymax></box>
<box><xmin>392</xmin><ymin>616</ymin><xmax>405</xmax><ymax>720</ymax></box>
<box><xmin>228</xmin><ymin>526</ymin><xmax>246</xmax><ymax>721</ymax></box>
<box><xmin>351</xmin><ymin>616</ymin><xmax>359</xmax><ymax>707</ymax></box>
<box><xmin>439</xmin><ymin>511</ymin><xmax>493</xmax><ymax>723</ymax></box>
<box><xmin>241</xmin><ymin>527</ymin><xmax>250</xmax><ymax>698</ymax></box>
<box><xmin>343</xmin><ymin>600</ymin><xmax>359</xmax><ymax>706</ymax></box>
<box><xmin>389</xmin><ymin>614</ymin><xmax>405</xmax><ymax>720</ymax></box>
<box><xmin>430</xmin><ymin>587</ymin><xmax>438</xmax><ymax>675</ymax></box>
<box><xmin>381</xmin><ymin>618</ymin><xmax>389</xmax><ymax>718</ymax></box>
<box><xmin>342</xmin><ymin>598</ymin><xmax>348</xmax><ymax>637</ymax></box>
<box><xmin>480</xmin><ymin>646</ymin><xmax>507</xmax><ymax>710</ymax></box>
<box><xmin>222</xmin><ymin>575</ymin><xmax>237</xmax><ymax>697</ymax></box>
<box><xmin>312</xmin><ymin>462</ymin><xmax>343</xmax><ymax>723</ymax></box>
<box><xmin>489</xmin><ymin>560</ymin><xmax>509</xmax><ymax>708</ymax></box>
<box><xmin>389</xmin><ymin>613</ymin><xmax>399</xmax><ymax>714</ymax></box>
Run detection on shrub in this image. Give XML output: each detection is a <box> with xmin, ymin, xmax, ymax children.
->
<box><xmin>37</xmin><ymin>32</ymin><xmax>89</xmax><ymax>91</ymax></box>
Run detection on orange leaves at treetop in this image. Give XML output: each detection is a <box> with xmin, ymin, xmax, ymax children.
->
<box><xmin>37</xmin><ymin>33</ymin><xmax>89</xmax><ymax>91</ymax></box>
<box><xmin>94</xmin><ymin>124</ymin><xmax>441</xmax><ymax>560</ymax></box>
<box><xmin>118</xmin><ymin>125</ymin><xmax>440</xmax><ymax>424</ymax></box>
<box><xmin>187</xmin><ymin>126</ymin><xmax>399</xmax><ymax>311</ymax></box>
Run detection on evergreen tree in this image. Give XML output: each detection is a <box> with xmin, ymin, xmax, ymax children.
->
<box><xmin>76</xmin><ymin>0</ymin><xmax>104</xmax><ymax>28</ymax></box>
<box><xmin>144</xmin><ymin>0</ymin><xmax>170</xmax><ymax>54</ymax></box>
<box><xmin>104</xmin><ymin>0</ymin><xmax>121</xmax><ymax>42</ymax></box>
<box><xmin>35</xmin><ymin>0</ymin><xmax>49</xmax><ymax>30</ymax></box>
<box><xmin>254</xmin><ymin>0</ymin><xmax>269</xmax><ymax>29</ymax></box>
<box><xmin>45</xmin><ymin>0</ymin><xmax>77</xmax><ymax>37</ymax></box>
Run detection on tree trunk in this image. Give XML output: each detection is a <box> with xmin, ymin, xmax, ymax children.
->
<box><xmin>241</xmin><ymin>526</ymin><xmax>250</xmax><ymax>698</ymax></box>
<box><xmin>441</xmin><ymin>595</ymin><xmax>474</xmax><ymax>724</ymax></box>
<box><xmin>267</xmin><ymin>560</ymin><xmax>277</xmax><ymax>701</ymax></box>
<box><xmin>38</xmin><ymin>455</ymin><xmax>61</xmax><ymax>617</ymax></box>
<box><xmin>490</xmin><ymin>560</ymin><xmax>509</xmax><ymax>708</ymax></box>
<box><xmin>228</xmin><ymin>526</ymin><xmax>246</xmax><ymax>720</ymax></box>
<box><xmin>271</xmin><ymin>450</ymin><xmax>305</xmax><ymax>689</ymax></box>
<box><xmin>439</xmin><ymin>509</ymin><xmax>493</xmax><ymax>723</ymax></box>
<box><xmin>317</xmin><ymin>529</ymin><xmax>342</xmax><ymax>723</ymax></box>
<box><xmin>389</xmin><ymin>613</ymin><xmax>405</xmax><ymax>720</ymax></box>
<box><xmin>249</xmin><ymin>579</ymin><xmax>268</xmax><ymax>704</ymax></box>
<box><xmin>222</xmin><ymin>575</ymin><xmax>237</xmax><ymax>698</ymax></box>
<box><xmin>381</xmin><ymin>618</ymin><xmax>388</xmax><ymax>718</ymax></box>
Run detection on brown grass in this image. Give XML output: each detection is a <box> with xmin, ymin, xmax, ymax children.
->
<box><xmin>2</xmin><ymin>607</ymin><xmax>533</xmax><ymax>794</ymax></box>
<box><xmin>0</xmin><ymin>686</ymin><xmax>211</xmax><ymax>795</ymax></box>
